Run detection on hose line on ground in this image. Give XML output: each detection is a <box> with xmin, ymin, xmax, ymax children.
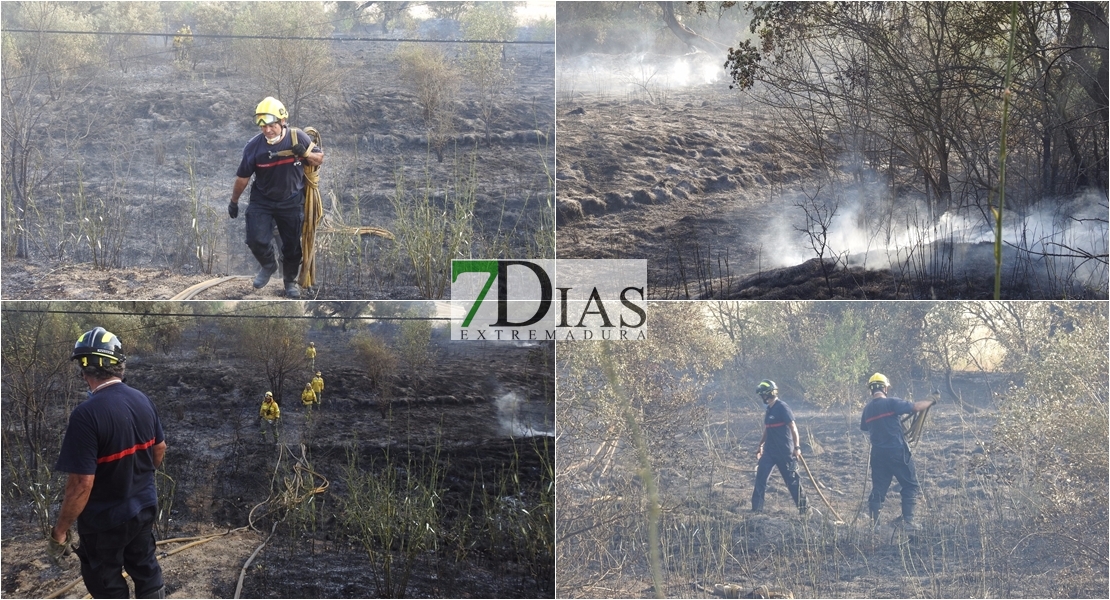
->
<box><xmin>798</xmin><ymin>454</ymin><xmax>844</xmax><ymax>522</ymax></box>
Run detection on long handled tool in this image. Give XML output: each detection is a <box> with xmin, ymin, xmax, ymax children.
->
<box><xmin>798</xmin><ymin>454</ymin><xmax>844</xmax><ymax>522</ymax></box>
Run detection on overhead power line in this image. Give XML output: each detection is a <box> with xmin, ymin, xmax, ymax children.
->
<box><xmin>0</xmin><ymin>28</ymin><xmax>554</xmax><ymax>45</ymax></box>
<box><xmin>2</xmin><ymin>307</ymin><xmax>452</xmax><ymax>321</ymax></box>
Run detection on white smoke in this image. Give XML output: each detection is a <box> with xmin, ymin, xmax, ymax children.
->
<box><xmin>759</xmin><ymin>184</ymin><xmax>1109</xmax><ymax>294</ymax></box>
<box><xmin>496</xmin><ymin>390</ymin><xmax>554</xmax><ymax>438</ymax></box>
<box><xmin>558</xmin><ymin>52</ymin><xmax>724</xmax><ymax>98</ymax></box>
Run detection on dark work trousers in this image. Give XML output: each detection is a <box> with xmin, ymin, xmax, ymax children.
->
<box><xmin>868</xmin><ymin>444</ymin><xmax>920</xmax><ymax>521</ymax></box>
<box><xmin>75</xmin><ymin>506</ymin><xmax>164</xmax><ymax>599</ymax></box>
<box><xmin>245</xmin><ymin>199</ymin><xmax>303</xmax><ymax>283</ymax></box>
<box><xmin>751</xmin><ymin>453</ymin><xmax>805</xmax><ymax>511</ymax></box>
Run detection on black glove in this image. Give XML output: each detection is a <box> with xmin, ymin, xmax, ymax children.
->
<box><xmin>228</xmin><ymin>201</ymin><xmax>239</xmax><ymax>219</ymax></box>
<box><xmin>292</xmin><ymin>143</ymin><xmax>308</xmax><ymax>157</ymax></box>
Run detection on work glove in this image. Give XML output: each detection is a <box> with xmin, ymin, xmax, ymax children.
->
<box><xmin>228</xmin><ymin>201</ymin><xmax>239</xmax><ymax>219</ymax></box>
<box><xmin>292</xmin><ymin>143</ymin><xmax>308</xmax><ymax>157</ymax></box>
<box><xmin>47</xmin><ymin>530</ymin><xmax>73</xmax><ymax>563</ymax></box>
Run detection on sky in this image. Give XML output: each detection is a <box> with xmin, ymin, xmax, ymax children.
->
<box><xmin>409</xmin><ymin>1</ymin><xmax>555</xmax><ymax>24</ymax></box>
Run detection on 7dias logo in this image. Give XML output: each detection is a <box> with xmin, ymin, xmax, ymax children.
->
<box><xmin>451</xmin><ymin>259</ymin><xmax>647</xmax><ymax>341</ymax></box>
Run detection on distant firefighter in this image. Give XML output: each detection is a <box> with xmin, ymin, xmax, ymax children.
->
<box><xmin>305</xmin><ymin>342</ymin><xmax>316</xmax><ymax>368</ymax></box>
<box><xmin>259</xmin><ymin>391</ymin><xmax>281</xmax><ymax>443</ymax></box>
<box><xmin>311</xmin><ymin>371</ymin><xmax>324</xmax><ymax>402</ymax></box>
<box><xmin>302</xmin><ymin>382</ymin><xmax>319</xmax><ymax>408</ymax></box>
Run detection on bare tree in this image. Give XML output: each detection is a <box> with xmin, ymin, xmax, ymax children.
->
<box><xmin>726</xmin><ymin>1</ymin><xmax>1108</xmax><ymax>209</ymax></box>
<box><xmin>1</xmin><ymin>3</ymin><xmax>97</xmax><ymax>260</ymax></box>
<box><xmin>1</xmin><ymin>305</ymin><xmax>82</xmax><ymax>534</ymax></box>
<box><xmin>461</xmin><ymin>2</ymin><xmax>516</xmax><ymax>146</ymax></box>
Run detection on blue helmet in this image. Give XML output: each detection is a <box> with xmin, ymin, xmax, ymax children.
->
<box><xmin>71</xmin><ymin>327</ymin><xmax>125</xmax><ymax>368</ymax></box>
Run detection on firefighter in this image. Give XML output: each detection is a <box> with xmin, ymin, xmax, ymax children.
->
<box><xmin>229</xmin><ymin>96</ymin><xmax>323</xmax><ymax>298</ymax></box>
<box><xmin>305</xmin><ymin>342</ymin><xmax>317</xmax><ymax>369</ymax></box>
<box><xmin>311</xmin><ymin>371</ymin><xmax>324</xmax><ymax>403</ymax></box>
<box><xmin>301</xmin><ymin>382</ymin><xmax>318</xmax><ymax>409</ymax></box>
<box><xmin>259</xmin><ymin>392</ymin><xmax>281</xmax><ymax>443</ymax></box>
<box><xmin>750</xmin><ymin>380</ymin><xmax>807</xmax><ymax>514</ymax></box>
<box><xmin>860</xmin><ymin>373</ymin><xmax>935</xmax><ymax>530</ymax></box>
<box><xmin>52</xmin><ymin>328</ymin><xmax>166</xmax><ymax>598</ymax></box>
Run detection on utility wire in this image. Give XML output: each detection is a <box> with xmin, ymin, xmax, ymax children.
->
<box><xmin>1</xmin><ymin>25</ymin><xmax>550</xmax><ymax>87</ymax></box>
<box><xmin>1</xmin><ymin>304</ymin><xmax>454</xmax><ymax>356</ymax></box>
<box><xmin>0</xmin><ymin>28</ymin><xmax>554</xmax><ymax>45</ymax></box>
<box><xmin>1</xmin><ymin>307</ymin><xmax>453</xmax><ymax>320</ymax></box>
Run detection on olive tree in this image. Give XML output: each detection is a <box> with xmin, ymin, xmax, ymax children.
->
<box><xmin>232</xmin><ymin>2</ymin><xmax>341</xmax><ymax>122</ymax></box>
<box><xmin>556</xmin><ymin>303</ymin><xmax>734</xmax><ymax>593</ymax></box>
<box><xmin>394</xmin><ymin>43</ymin><xmax>459</xmax><ymax>162</ymax></box>
<box><xmin>990</xmin><ymin>302</ymin><xmax>1108</xmax><ymax>559</ymax></box>
<box><xmin>226</xmin><ymin>304</ymin><xmax>308</xmax><ymax>403</ymax></box>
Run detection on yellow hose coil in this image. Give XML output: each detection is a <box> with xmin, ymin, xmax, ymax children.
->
<box><xmin>298</xmin><ymin>127</ymin><xmax>324</xmax><ymax>289</ymax></box>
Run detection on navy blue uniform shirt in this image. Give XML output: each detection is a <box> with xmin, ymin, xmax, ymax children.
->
<box><xmin>55</xmin><ymin>382</ymin><xmax>165</xmax><ymax>531</ymax></box>
<box><xmin>763</xmin><ymin>399</ymin><xmax>796</xmax><ymax>457</ymax></box>
<box><xmin>236</xmin><ymin>127</ymin><xmax>317</xmax><ymax>206</ymax></box>
<box><xmin>860</xmin><ymin>395</ymin><xmax>914</xmax><ymax>449</ymax></box>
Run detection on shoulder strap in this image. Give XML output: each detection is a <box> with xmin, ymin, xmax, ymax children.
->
<box><xmin>272</xmin><ymin>127</ymin><xmax>316</xmax><ymax>158</ymax></box>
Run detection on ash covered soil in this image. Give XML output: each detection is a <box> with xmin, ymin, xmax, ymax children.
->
<box><xmin>1</xmin><ymin>334</ymin><xmax>554</xmax><ymax>599</ymax></box>
<box><xmin>2</xmin><ymin>38</ymin><xmax>554</xmax><ymax>301</ymax></box>
<box><xmin>554</xmin><ymin>65</ymin><xmax>1107</xmax><ymax>300</ymax></box>
<box><xmin>557</xmin><ymin>375</ymin><xmax>1108</xmax><ymax>598</ymax></box>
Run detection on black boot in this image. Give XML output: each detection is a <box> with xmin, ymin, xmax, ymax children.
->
<box><xmin>284</xmin><ymin>280</ymin><xmax>300</xmax><ymax>299</ymax></box>
<box><xmin>253</xmin><ymin>264</ymin><xmax>277</xmax><ymax>288</ymax></box>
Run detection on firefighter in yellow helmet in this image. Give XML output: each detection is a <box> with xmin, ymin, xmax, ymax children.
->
<box><xmin>311</xmin><ymin>371</ymin><xmax>324</xmax><ymax>402</ymax></box>
<box><xmin>259</xmin><ymin>391</ymin><xmax>281</xmax><ymax>443</ymax></box>
<box><xmin>305</xmin><ymin>342</ymin><xmax>317</xmax><ymax>369</ymax></box>
<box><xmin>228</xmin><ymin>96</ymin><xmax>324</xmax><ymax>299</ymax></box>
<box><xmin>860</xmin><ymin>373</ymin><xmax>935</xmax><ymax>531</ymax></box>
<box><xmin>301</xmin><ymin>382</ymin><xmax>319</xmax><ymax>409</ymax></box>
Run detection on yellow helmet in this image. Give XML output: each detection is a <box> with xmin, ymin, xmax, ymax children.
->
<box><xmin>254</xmin><ymin>96</ymin><xmax>287</xmax><ymax>126</ymax></box>
<box><xmin>868</xmin><ymin>373</ymin><xmax>890</xmax><ymax>391</ymax></box>
<box><xmin>315</xmin><ymin>371</ymin><xmax>321</xmax><ymax>376</ymax></box>
<box><xmin>265</xmin><ymin>391</ymin><xmax>273</xmax><ymax>398</ymax></box>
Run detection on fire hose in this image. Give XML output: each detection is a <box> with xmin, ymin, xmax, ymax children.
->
<box><xmin>901</xmin><ymin>390</ymin><xmax>940</xmax><ymax>447</ymax></box>
<box><xmin>798</xmin><ymin>454</ymin><xmax>844</xmax><ymax>522</ymax></box>
<box><xmin>298</xmin><ymin>127</ymin><xmax>323</xmax><ymax>290</ymax></box>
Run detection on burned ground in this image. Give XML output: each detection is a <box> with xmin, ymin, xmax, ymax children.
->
<box><xmin>2</xmin><ymin>35</ymin><xmax>554</xmax><ymax>301</ymax></box>
<box><xmin>556</xmin><ymin>371</ymin><xmax>1109</xmax><ymax>598</ymax></box>
<box><xmin>555</xmin><ymin>56</ymin><xmax>1108</xmax><ymax>300</ymax></box>
<box><xmin>1</xmin><ymin>328</ymin><xmax>555</xmax><ymax>599</ymax></box>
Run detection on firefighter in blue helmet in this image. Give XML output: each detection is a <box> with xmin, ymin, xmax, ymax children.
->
<box><xmin>860</xmin><ymin>373</ymin><xmax>935</xmax><ymax>530</ymax></box>
<box><xmin>51</xmin><ymin>328</ymin><xmax>167</xmax><ymax>598</ymax></box>
<box><xmin>751</xmin><ymin>380</ymin><xmax>807</xmax><ymax>514</ymax></box>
